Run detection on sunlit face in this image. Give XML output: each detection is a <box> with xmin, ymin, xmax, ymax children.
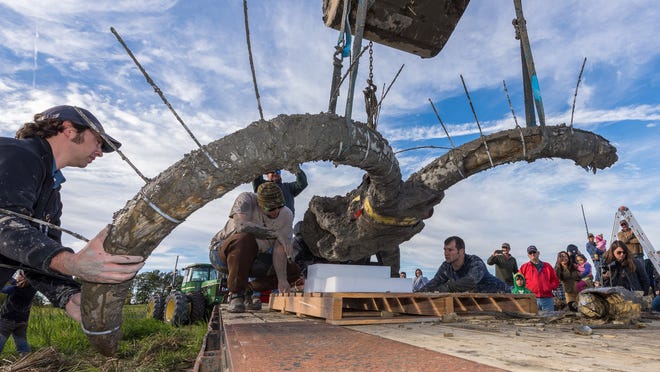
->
<box><xmin>444</xmin><ymin>240</ymin><xmax>463</xmax><ymax>265</ymax></box>
<box><xmin>67</xmin><ymin>124</ymin><xmax>103</xmax><ymax>168</ymax></box>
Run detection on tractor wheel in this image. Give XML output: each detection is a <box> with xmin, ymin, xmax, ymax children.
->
<box><xmin>146</xmin><ymin>294</ymin><xmax>165</xmax><ymax>320</ymax></box>
<box><xmin>164</xmin><ymin>291</ymin><xmax>189</xmax><ymax>326</ymax></box>
<box><xmin>188</xmin><ymin>291</ymin><xmax>207</xmax><ymax>323</ymax></box>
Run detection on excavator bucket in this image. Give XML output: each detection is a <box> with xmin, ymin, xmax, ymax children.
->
<box><xmin>322</xmin><ymin>0</ymin><xmax>470</xmax><ymax>58</ymax></box>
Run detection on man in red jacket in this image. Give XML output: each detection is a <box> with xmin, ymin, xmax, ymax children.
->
<box><xmin>519</xmin><ymin>245</ymin><xmax>560</xmax><ymax>312</ymax></box>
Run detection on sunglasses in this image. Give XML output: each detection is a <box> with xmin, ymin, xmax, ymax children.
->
<box><xmin>614</xmin><ymin>250</ymin><xmax>626</xmax><ymax>255</ymax></box>
<box><xmin>263</xmin><ymin>205</ymin><xmax>284</xmax><ymax>212</ymax></box>
<box><xmin>528</xmin><ymin>251</ymin><xmax>538</xmax><ymax>254</ymax></box>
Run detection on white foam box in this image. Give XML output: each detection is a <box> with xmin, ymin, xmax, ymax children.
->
<box><xmin>304</xmin><ymin>276</ymin><xmax>413</xmax><ymax>293</ymax></box>
<box><xmin>304</xmin><ymin>264</ymin><xmax>412</xmax><ymax>293</ymax></box>
<box><xmin>306</xmin><ymin>263</ymin><xmax>390</xmax><ymax>280</ymax></box>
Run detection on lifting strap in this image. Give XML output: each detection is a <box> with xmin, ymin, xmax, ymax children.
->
<box><xmin>328</xmin><ymin>0</ymin><xmax>351</xmax><ymax>113</ymax></box>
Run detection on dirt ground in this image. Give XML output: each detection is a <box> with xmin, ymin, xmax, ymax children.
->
<box><xmin>348</xmin><ymin>314</ymin><xmax>660</xmax><ymax>372</ymax></box>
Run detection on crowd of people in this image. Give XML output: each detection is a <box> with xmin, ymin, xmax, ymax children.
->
<box><xmin>412</xmin><ymin>220</ymin><xmax>660</xmax><ymax>313</ymax></box>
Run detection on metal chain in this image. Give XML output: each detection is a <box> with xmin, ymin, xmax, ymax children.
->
<box><xmin>368</xmin><ymin>41</ymin><xmax>374</xmax><ymax>83</ymax></box>
<box><xmin>364</xmin><ymin>41</ymin><xmax>378</xmax><ymax>130</ymax></box>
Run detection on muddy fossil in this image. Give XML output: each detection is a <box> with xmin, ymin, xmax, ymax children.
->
<box><xmin>80</xmin><ymin>113</ymin><xmax>617</xmax><ymax>355</ymax></box>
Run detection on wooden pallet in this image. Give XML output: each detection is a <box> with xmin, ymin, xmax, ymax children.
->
<box><xmin>269</xmin><ymin>292</ymin><xmax>537</xmax><ymax>325</ymax></box>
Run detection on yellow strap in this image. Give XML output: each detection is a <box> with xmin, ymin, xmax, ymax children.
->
<box><xmin>362</xmin><ymin>197</ymin><xmax>419</xmax><ymax>227</ymax></box>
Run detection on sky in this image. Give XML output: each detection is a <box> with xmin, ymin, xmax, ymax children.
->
<box><xmin>1</xmin><ymin>0</ymin><xmax>659</xmax><ymax>279</ymax></box>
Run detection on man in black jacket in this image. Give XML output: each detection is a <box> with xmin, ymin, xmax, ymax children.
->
<box><xmin>0</xmin><ymin>105</ymin><xmax>144</xmax><ymax>322</ymax></box>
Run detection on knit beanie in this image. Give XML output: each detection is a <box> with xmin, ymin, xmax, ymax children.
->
<box><xmin>257</xmin><ymin>182</ymin><xmax>285</xmax><ymax>210</ymax></box>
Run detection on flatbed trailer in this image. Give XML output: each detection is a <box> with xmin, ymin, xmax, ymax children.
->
<box><xmin>194</xmin><ymin>293</ymin><xmax>660</xmax><ymax>371</ymax></box>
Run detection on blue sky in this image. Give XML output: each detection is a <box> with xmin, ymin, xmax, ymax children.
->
<box><xmin>1</xmin><ymin>1</ymin><xmax>658</xmax><ymax>277</ymax></box>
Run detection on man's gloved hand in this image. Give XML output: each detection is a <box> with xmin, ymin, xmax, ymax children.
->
<box><xmin>284</xmin><ymin>164</ymin><xmax>302</xmax><ymax>174</ymax></box>
<box><xmin>436</xmin><ymin>283</ymin><xmax>450</xmax><ymax>293</ymax></box>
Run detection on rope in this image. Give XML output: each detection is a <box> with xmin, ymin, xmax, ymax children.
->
<box><xmin>460</xmin><ymin>75</ymin><xmax>494</xmax><ymax>167</ymax></box>
<box><xmin>141</xmin><ymin>194</ymin><xmax>183</xmax><ymax>224</ymax></box>
<box><xmin>569</xmin><ymin>57</ymin><xmax>587</xmax><ymax>133</ymax></box>
<box><xmin>376</xmin><ymin>64</ymin><xmax>405</xmax><ymax>122</ymax></box>
<box><xmin>502</xmin><ymin>80</ymin><xmax>527</xmax><ymax>159</ymax></box>
<box><xmin>0</xmin><ymin>208</ymin><xmax>89</xmax><ymax>242</ymax></box>
<box><xmin>81</xmin><ymin>325</ymin><xmax>121</xmax><ymax>336</ymax></box>
<box><xmin>110</xmin><ymin>28</ymin><xmax>219</xmax><ymax>169</ymax></box>
<box><xmin>243</xmin><ymin>0</ymin><xmax>265</xmax><ymax>121</ymax></box>
<box><xmin>428</xmin><ymin>99</ymin><xmax>465</xmax><ymax>178</ymax></box>
<box><xmin>74</xmin><ymin>107</ymin><xmax>183</xmax><ymax>224</ymax></box>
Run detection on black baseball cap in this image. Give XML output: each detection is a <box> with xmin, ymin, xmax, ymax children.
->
<box><xmin>39</xmin><ymin>105</ymin><xmax>121</xmax><ymax>153</ymax></box>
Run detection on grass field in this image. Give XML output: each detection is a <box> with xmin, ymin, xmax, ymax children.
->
<box><xmin>0</xmin><ymin>304</ymin><xmax>207</xmax><ymax>371</ymax></box>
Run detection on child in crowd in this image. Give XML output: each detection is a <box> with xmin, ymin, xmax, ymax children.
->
<box><xmin>511</xmin><ymin>272</ymin><xmax>532</xmax><ymax>294</ymax></box>
<box><xmin>575</xmin><ymin>254</ymin><xmax>594</xmax><ymax>292</ymax></box>
<box><xmin>595</xmin><ymin>234</ymin><xmax>607</xmax><ymax>255</ymax></box>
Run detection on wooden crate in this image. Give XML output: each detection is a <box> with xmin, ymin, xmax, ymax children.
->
<box><xmin>270</xmin><ymin>292</ymin><xmax>536</xmax><ymax>325</ymax></box>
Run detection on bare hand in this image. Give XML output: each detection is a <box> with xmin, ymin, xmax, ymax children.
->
<box><xmin>278</xmin><ymin>280</ymin><xmax>291</xmax><ymax>294</ymax></box>
<box><xmin>65</xmin><ymin>293</ymin><xmax>82</xmax><ymax>323</ymax></box>
<box><xmin>51</xmin><ymin>225</ymin><xmax>145</xmax><ymax>283</ymax></box>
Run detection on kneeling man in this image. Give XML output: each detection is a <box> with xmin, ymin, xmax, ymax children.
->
<box><xmin>417</xmin><ymin>236</ymin><xmax>506</xmax><ymax>293</ymax></box>
<box><xmin>209</xmin><ymin>182</ymin><xmax>299</xmax><ymax>313</ymax></box>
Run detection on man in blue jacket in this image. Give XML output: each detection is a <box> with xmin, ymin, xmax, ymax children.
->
<box><xmin>0</xmin><ymin>105</ymin><xmax>144</xmax><ymax>322</ymax></box>
<box><xmin>416</xmin><ymin>236</ymin><xmax>507</xmax><ymax>293</ymax></box>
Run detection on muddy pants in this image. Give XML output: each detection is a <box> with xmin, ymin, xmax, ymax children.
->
<box><xmin>217</xmin><ymin>232</ymin><xmax>300</xmax><ymax>293</ymax></box>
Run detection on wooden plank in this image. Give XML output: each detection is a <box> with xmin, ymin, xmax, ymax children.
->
<box><xmin>270</xmin><ymin>292</ymin><xmax>537</xmax><ymax>323</ymax></box>
<box><xmin>327</xmin><ymin>316</ymin><xmax>442</xmax><ymax>326</ymax></box>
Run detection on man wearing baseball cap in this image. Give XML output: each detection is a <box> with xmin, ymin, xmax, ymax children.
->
<box><xmin>487</xmin><ymin>242</ymin><xmax>518</xmax><ymax>288</ymax></box>
<box><xmin>0</xmin><ymin>105</ymin><xmax>145</xmax><ymax>322</ymax></box>
<box><xmin>519</xmin><ymin>245</ymin><xmax>560</xmax><ymax>312</ymax></box>
<box><xmin>209</xmin><ymin>182</ymin><xmax>301</xmax><ymax>313</ymax></box>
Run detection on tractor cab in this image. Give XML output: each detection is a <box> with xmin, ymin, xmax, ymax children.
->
<box><xmin>181</xmin><ymin>263</ymin><xmax>218</xmax><ymax>292</ymax></box>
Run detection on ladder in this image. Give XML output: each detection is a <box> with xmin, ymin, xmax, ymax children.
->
<box><xmin>612</xmin><ymin>206</ymin><xmax>660</xmax><ymax>274</ymax></box>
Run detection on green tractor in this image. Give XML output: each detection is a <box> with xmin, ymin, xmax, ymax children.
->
<box><xmin>146</xmin><ymin>263</ymin><xmax>228</xmax><ymax>326</ymax></box>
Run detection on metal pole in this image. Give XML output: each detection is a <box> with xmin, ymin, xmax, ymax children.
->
<box><xmin>513</xmin><ymin>0</ymin><xmax>545</xmax><ymax>127</ymax></box>
<box><xmin>344</xmin><ymin>0</ymin><xmax>370</xmax><ymax>123</ymax></box>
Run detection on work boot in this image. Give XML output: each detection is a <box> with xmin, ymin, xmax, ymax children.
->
<box><xmin>245</xmin><ymin>296</ymin><xmax>262</xmax><ymax>311</ymax></box>
<box><xmin>227</xmin><ymin>293</ymin><xmax>246</xmax><ymax>313</ymax></box>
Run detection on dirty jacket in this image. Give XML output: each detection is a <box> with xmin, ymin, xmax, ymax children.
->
<box><xmin>419</xmin><ymin>254</ymin><xmax>507</xmax><ymax>293</ymax></box>
<box><xmin>519</xmin><ymin>260</ymin><xmax>559</xmax><ymax>298</ymax></box>
<box><xmin>0</xmin><ymin>136</ymin><xmax>80</xmax><ymax>307</ymax></box>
